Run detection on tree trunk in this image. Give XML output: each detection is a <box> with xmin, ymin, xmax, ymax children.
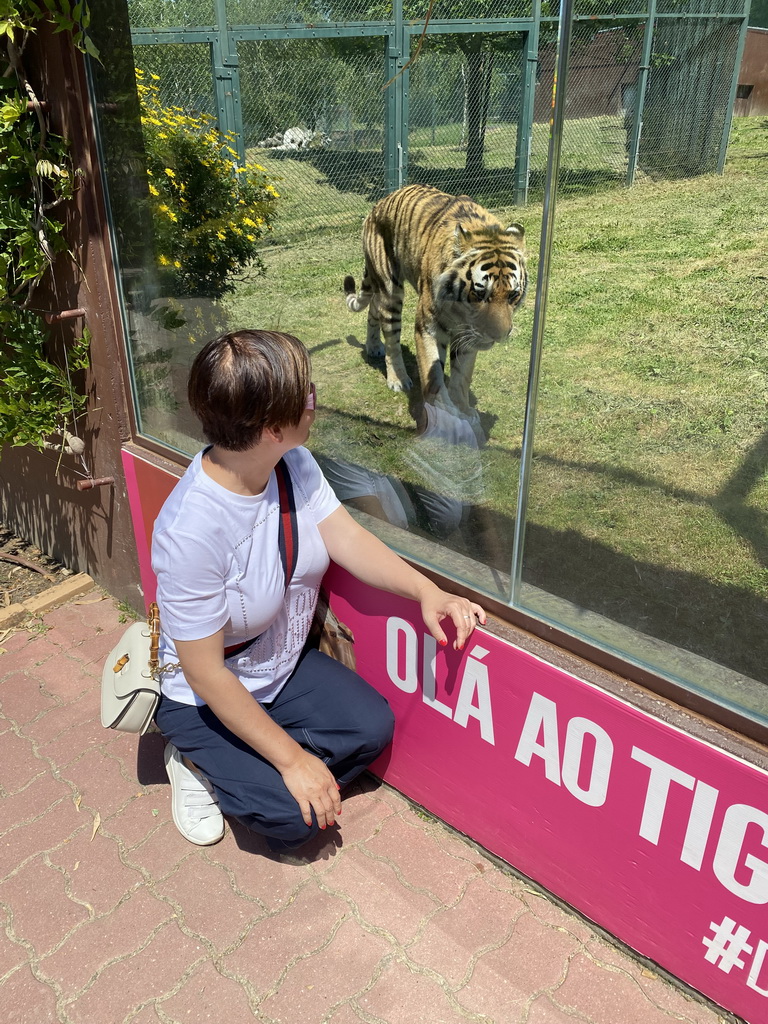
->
<box><xmin>463</xmin><ymin>46</ymin><xmax>494</xmax><ymax>186</ymax></box>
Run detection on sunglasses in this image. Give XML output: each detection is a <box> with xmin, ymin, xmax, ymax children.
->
<box><xmin>305</xmin><ymin>381</ymin><xmax>317</xmax><ymax>411</ymax></box>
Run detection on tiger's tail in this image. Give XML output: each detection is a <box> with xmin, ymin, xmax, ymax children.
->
<box><xmin>344</xmin><ymin>274</ymin><xmax>372</xmax><ymax>313</ymax></box>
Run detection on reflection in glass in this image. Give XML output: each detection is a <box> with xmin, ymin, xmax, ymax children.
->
<box><xmin>88</xmin><ymin>0</ymin><xmax>765</xmax><ymax>725</ymax></box>
<box><xmin>518</xmin><ymin>11</ymin><xmax>768</xmax><ymax>722</ymax></box>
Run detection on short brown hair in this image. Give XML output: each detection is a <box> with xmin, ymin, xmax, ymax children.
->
<box><xmin>188</xmin><ymin>330</ymin><xmax>311</xmax><ymax>451</ymax></box>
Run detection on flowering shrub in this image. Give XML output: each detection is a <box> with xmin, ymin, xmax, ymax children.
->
<box><xmin>136</xmin><ymin>69</ymin><xmax>280</xmax><ymax>300</ymax></box>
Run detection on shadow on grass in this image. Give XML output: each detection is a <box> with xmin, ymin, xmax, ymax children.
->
<box><xmin>267</xmin><ymin>148</ymin><xmax>627</xmax><ymax>205</ymax></box>
<box><xmin>311</xmin><ymin>404</ymin><xmax>768</xmax><ymax>688</ymax></box>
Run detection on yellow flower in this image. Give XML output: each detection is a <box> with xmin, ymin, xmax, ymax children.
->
<box><xmin>164</xmin><ymin>167</ymin><xmax>176</xmax><ymax>178</ymax></box>
<box><xmin>216</xmin><ymin>231</ymin><xmax>226</xmax><ymax>240</ymax></box>
<box><xmin>158</xmin><ymin>204</ymin><xmax>178</xmax><ymax>222</ymax></box>
<box><xmin>246</xmin><ymin>234</ymin><xmax>256</xmax><ymax>242</ymax></box>
<box><xmin>158</xmin><ymin>254</ymin><xmax>171</xmax><ymax>266</ymax></box>
<box><xmin>173</xmin><ymin>260</ymin><xmax>181</xmax><ymax>269</ymax></box>
<box><xmin>150</xmin><ymin>73</ymin><xmax>160</xmax><ymax>80</ymax></box>
<box><xmin>148</xmin><ymin>184</ymin><xmax>160</xmax><ymax>196</ymax></box>
<box><xmin>266</xmin><ymin>185</ymin><xmax>280</xmax><ymax>198</ymax></box>
<box><xmin>242</xmin><ymin>217</ymin><xmax>257</xmax><ymax>227</ymax></box>
<box><xmin>157</xmin><ymin>133</ymin><xmax>168</xmax><ymax>140</ymax></box>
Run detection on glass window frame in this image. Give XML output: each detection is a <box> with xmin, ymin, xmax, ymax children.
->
<box><xmin>86</xmin><ymin>0</ymin><xmax>767</xmax><ymax>746</ymax></box>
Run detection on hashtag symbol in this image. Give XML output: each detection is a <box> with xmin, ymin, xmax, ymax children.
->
<box><xmin>702</xmin><ymin>916</ymin><xmax>753</xmax><ymax>973</ymax></box>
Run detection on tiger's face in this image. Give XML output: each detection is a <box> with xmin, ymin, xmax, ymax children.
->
<box><xmin>436</xmin><ymin>223</ymin><xmax>528</xmax><ymax>351</ymax></box>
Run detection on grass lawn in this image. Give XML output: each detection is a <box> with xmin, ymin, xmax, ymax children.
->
<box><xmin>219</xmin><ymin>115</ymin><xmax>768</xmax><ymax>688</ymax></box>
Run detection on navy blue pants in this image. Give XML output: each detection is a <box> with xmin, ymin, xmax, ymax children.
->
<box><xmin>155</xmin><ymin>648</ymin><xmax>395</xmax><ymax>851</ymax></box>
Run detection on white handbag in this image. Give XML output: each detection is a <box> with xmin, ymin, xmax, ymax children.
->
<box><xmin>101</xmin><ymin>602</ymin><xmax>170</xmax><ymax>735</ymax></box>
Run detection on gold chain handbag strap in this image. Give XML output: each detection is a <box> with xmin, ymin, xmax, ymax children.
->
<box><xmin>148</xmin><ymin>601</ymin><xmax>181</xmax><ymax>680</ymax></box>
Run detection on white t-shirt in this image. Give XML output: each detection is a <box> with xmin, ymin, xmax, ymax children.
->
<box><xmin>151</xmin><ymin>445</ymin><xmax>340</xmax><ymax>705</ymax></box>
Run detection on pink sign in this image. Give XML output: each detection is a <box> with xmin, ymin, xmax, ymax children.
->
<box><xmin>324</xmin><ymin>565</ymin><xmax>768</xmax><ymax>1024</ymax></box>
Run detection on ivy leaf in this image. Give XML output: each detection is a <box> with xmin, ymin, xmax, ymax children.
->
<box><xmin>83</xmin><ymin>33</ymin><xmax>99</xmax><ymax>60</ymax></box>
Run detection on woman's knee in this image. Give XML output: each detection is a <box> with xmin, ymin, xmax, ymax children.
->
<box><xmin>367</xmin><ymin>697</ymin><xmax>395</xmax><ymax>753</ymax></box>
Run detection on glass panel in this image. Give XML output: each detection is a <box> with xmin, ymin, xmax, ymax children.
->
<box><xmin>518</xmin><ymin>17</ymin><xmax>768</xmax><ymax>723</ymax></box>
<box><xmin>90</xmin><ymin>0</ymin><xmax>532</xmax><ymax>600</ymax></box>
<box><xmin>90</xmin><ymin>0</ymin><xmax>765</xmax><ymax>725</ymax></box>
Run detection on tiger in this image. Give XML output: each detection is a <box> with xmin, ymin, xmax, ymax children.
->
<box><xmin>343</xmin><ymin>184</ymin><xmax>527</xmax><ymax>426</ymax></box>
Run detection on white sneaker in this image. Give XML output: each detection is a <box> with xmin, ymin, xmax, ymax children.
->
<box><xmin>164</xmin><ymin>742</ymin><xmax>225</xmax><ymax>846</ymax></box>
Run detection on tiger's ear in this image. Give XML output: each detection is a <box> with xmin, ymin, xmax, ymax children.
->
<box><xmin>505</xmin><ymin>223</ymin><xmax>525</xmax><ymax>247</ymax></box>
<box><xmin>454</xmin><ymin>223</ymin><xmax>471</xmax><ymax>255</ymax></box>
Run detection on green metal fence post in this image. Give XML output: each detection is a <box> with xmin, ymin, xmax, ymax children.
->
<box><xmin>212</xmin><ymin>0</ymin><xmax>245</xmax><ymax>164</ymax></box>
<box><xmin>401</xmin><ymin>25</ymin><xmax>410</xmax><ymax>188</ymax></box>
<box><xmin>626</xmin><ymin>0</ymin><xmax>656</xmax><ymax>187</ymax></box>
<box><xmin>384</xmin><ymin>0</ymin><xmax>406</xmax><ymax>193</ymax></box>
<box><xmin>514</xmin><ymin>5</ymin><xmax>541</xmax><ymax>206</ymax></box>
<box><xmin>717</xmin><ymin>7</ymin><xmax>751</xmax><ymax>175</ymax></box>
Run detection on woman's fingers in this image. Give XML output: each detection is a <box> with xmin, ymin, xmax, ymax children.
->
<box><xmin>452</xmin><ymin>601</ymin><xmax>487</xmax><ymax>649</ymax></box>
<box><xmin>311</xmin><ymin>782</ymin><xmax>342</xmax><ymax>830</ymax></box>
<box><xmin>282</xmin><ymin>754</ymin><xmax>342</xmax><ymax>830</ymax></box>
<box><xmin>422</xmin><ymin>591</ymin><xmax>486</xmax><ymax>650</ymax></box>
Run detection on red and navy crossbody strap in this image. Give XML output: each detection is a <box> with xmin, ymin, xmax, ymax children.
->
<box><xmin>223</xmin><ymin>458</ymin><xmax>299</xmax><ymax>660</ymax></box>
<box><xmin>275</xmin><ymin>457</ymin><xmax>299</xmax><ymax>588</ymax></box>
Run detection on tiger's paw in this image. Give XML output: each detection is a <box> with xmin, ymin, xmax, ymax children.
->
<box><xmin>365</xmin><ymin>340</ymin><xmax>386</xmax><ymax>360</ymax></box>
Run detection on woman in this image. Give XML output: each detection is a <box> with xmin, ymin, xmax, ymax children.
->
<box><xmin>152</xmin><ymin>330</ymin><xmax>485</xmax><ymax>852</ymax></box>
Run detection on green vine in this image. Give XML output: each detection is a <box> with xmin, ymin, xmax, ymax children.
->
<box><xmin>0</xmin><ymin>2</ymin><xmax>97</xmax><ymax>455</ymax></box>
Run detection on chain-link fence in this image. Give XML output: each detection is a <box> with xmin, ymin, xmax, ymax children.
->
<box><xmin>126</xmin><ymin>1</ymin><xmax>748</xmax><ymax>251</ymax></box>
<box><xmin>639</xmin><ymin>18</ymin><xmax>744</xmax><ymax>178</ymax></box>
<box><xmin>133</xmin><ymin>42</ymin><xmax>216</xmax><ymax>117</ymax></box>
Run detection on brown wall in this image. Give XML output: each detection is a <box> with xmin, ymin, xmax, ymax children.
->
<box><xmin>0</xmin><ymin>25</ymin><xmax>143</xmax><ymax>610</ymax></box>
<box><xmin>534</xmin><ymin>29</ymin><xmax>640</xmax><ymax>123</ymax></box>
<box><xmin>735</xmin><ymin>27</ymin><xmax>768</xmax><ymax>115</ymax></box>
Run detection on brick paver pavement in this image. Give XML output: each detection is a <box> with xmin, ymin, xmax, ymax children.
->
<box><xmin>0</xmin><ymin>588</ymin><xmax>736</xmax><ymax>1024</ymax></box>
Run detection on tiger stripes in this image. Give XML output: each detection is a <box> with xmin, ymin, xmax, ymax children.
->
<box><xmin>343</xmin><ymin>184</ymin><xmax>527</xmax><ymax>425</ymax></box>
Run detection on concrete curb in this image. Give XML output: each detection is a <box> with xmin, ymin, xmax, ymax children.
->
<box><xmin>0</xmin><ymin>572</ymin><xmax>95</xmax><ymax>630</ymax></box>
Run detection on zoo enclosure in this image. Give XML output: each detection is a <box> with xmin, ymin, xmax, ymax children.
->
<box><xmin>127</xmin><ymin>0</ymin><xmax>751</xmax><ymax>226</ymax></box>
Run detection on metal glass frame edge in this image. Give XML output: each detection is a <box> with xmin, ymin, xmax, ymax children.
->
<box><xmin>510</xmin><ymin>0</ymin><xmax>575</xmax><ymax>604</ymax></box>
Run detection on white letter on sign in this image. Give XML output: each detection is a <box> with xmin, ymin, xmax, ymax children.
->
<box><xmin>681</xmin><ymin>780</ymin><xmax>719</xmax><ymax>871</ymax></box>
<box><xmin>747</xmin><ymin>940</ymin><xmax>768</xmax><ymax>996</ymax></box>
<box><xmin>562</xmin><ymin>718</ymin><xmax>613</xmax><ymax>807</ymax></box>
<box><xmin>386</xmin><ymin>617</ymin><xmax>418</xmax><ymax>693</ymax></box>
<box><xmin>454</xmin><ymin>646</ymin><xmax>495</xmax><ymax>745</ymax></box>
<box><xmin>713</xmin><ymin>803</ymin><xmax>768</xmax><ymax>905</ymax></box>
<box><xmin>631</xmin><ymin>748</ymin><xmax>695</xmax><ymax>844</ymax></box>
<box><xmin>515</xmin><ymin>693</ymin><xmax>561</xmax><ymax>784</ymax></box>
